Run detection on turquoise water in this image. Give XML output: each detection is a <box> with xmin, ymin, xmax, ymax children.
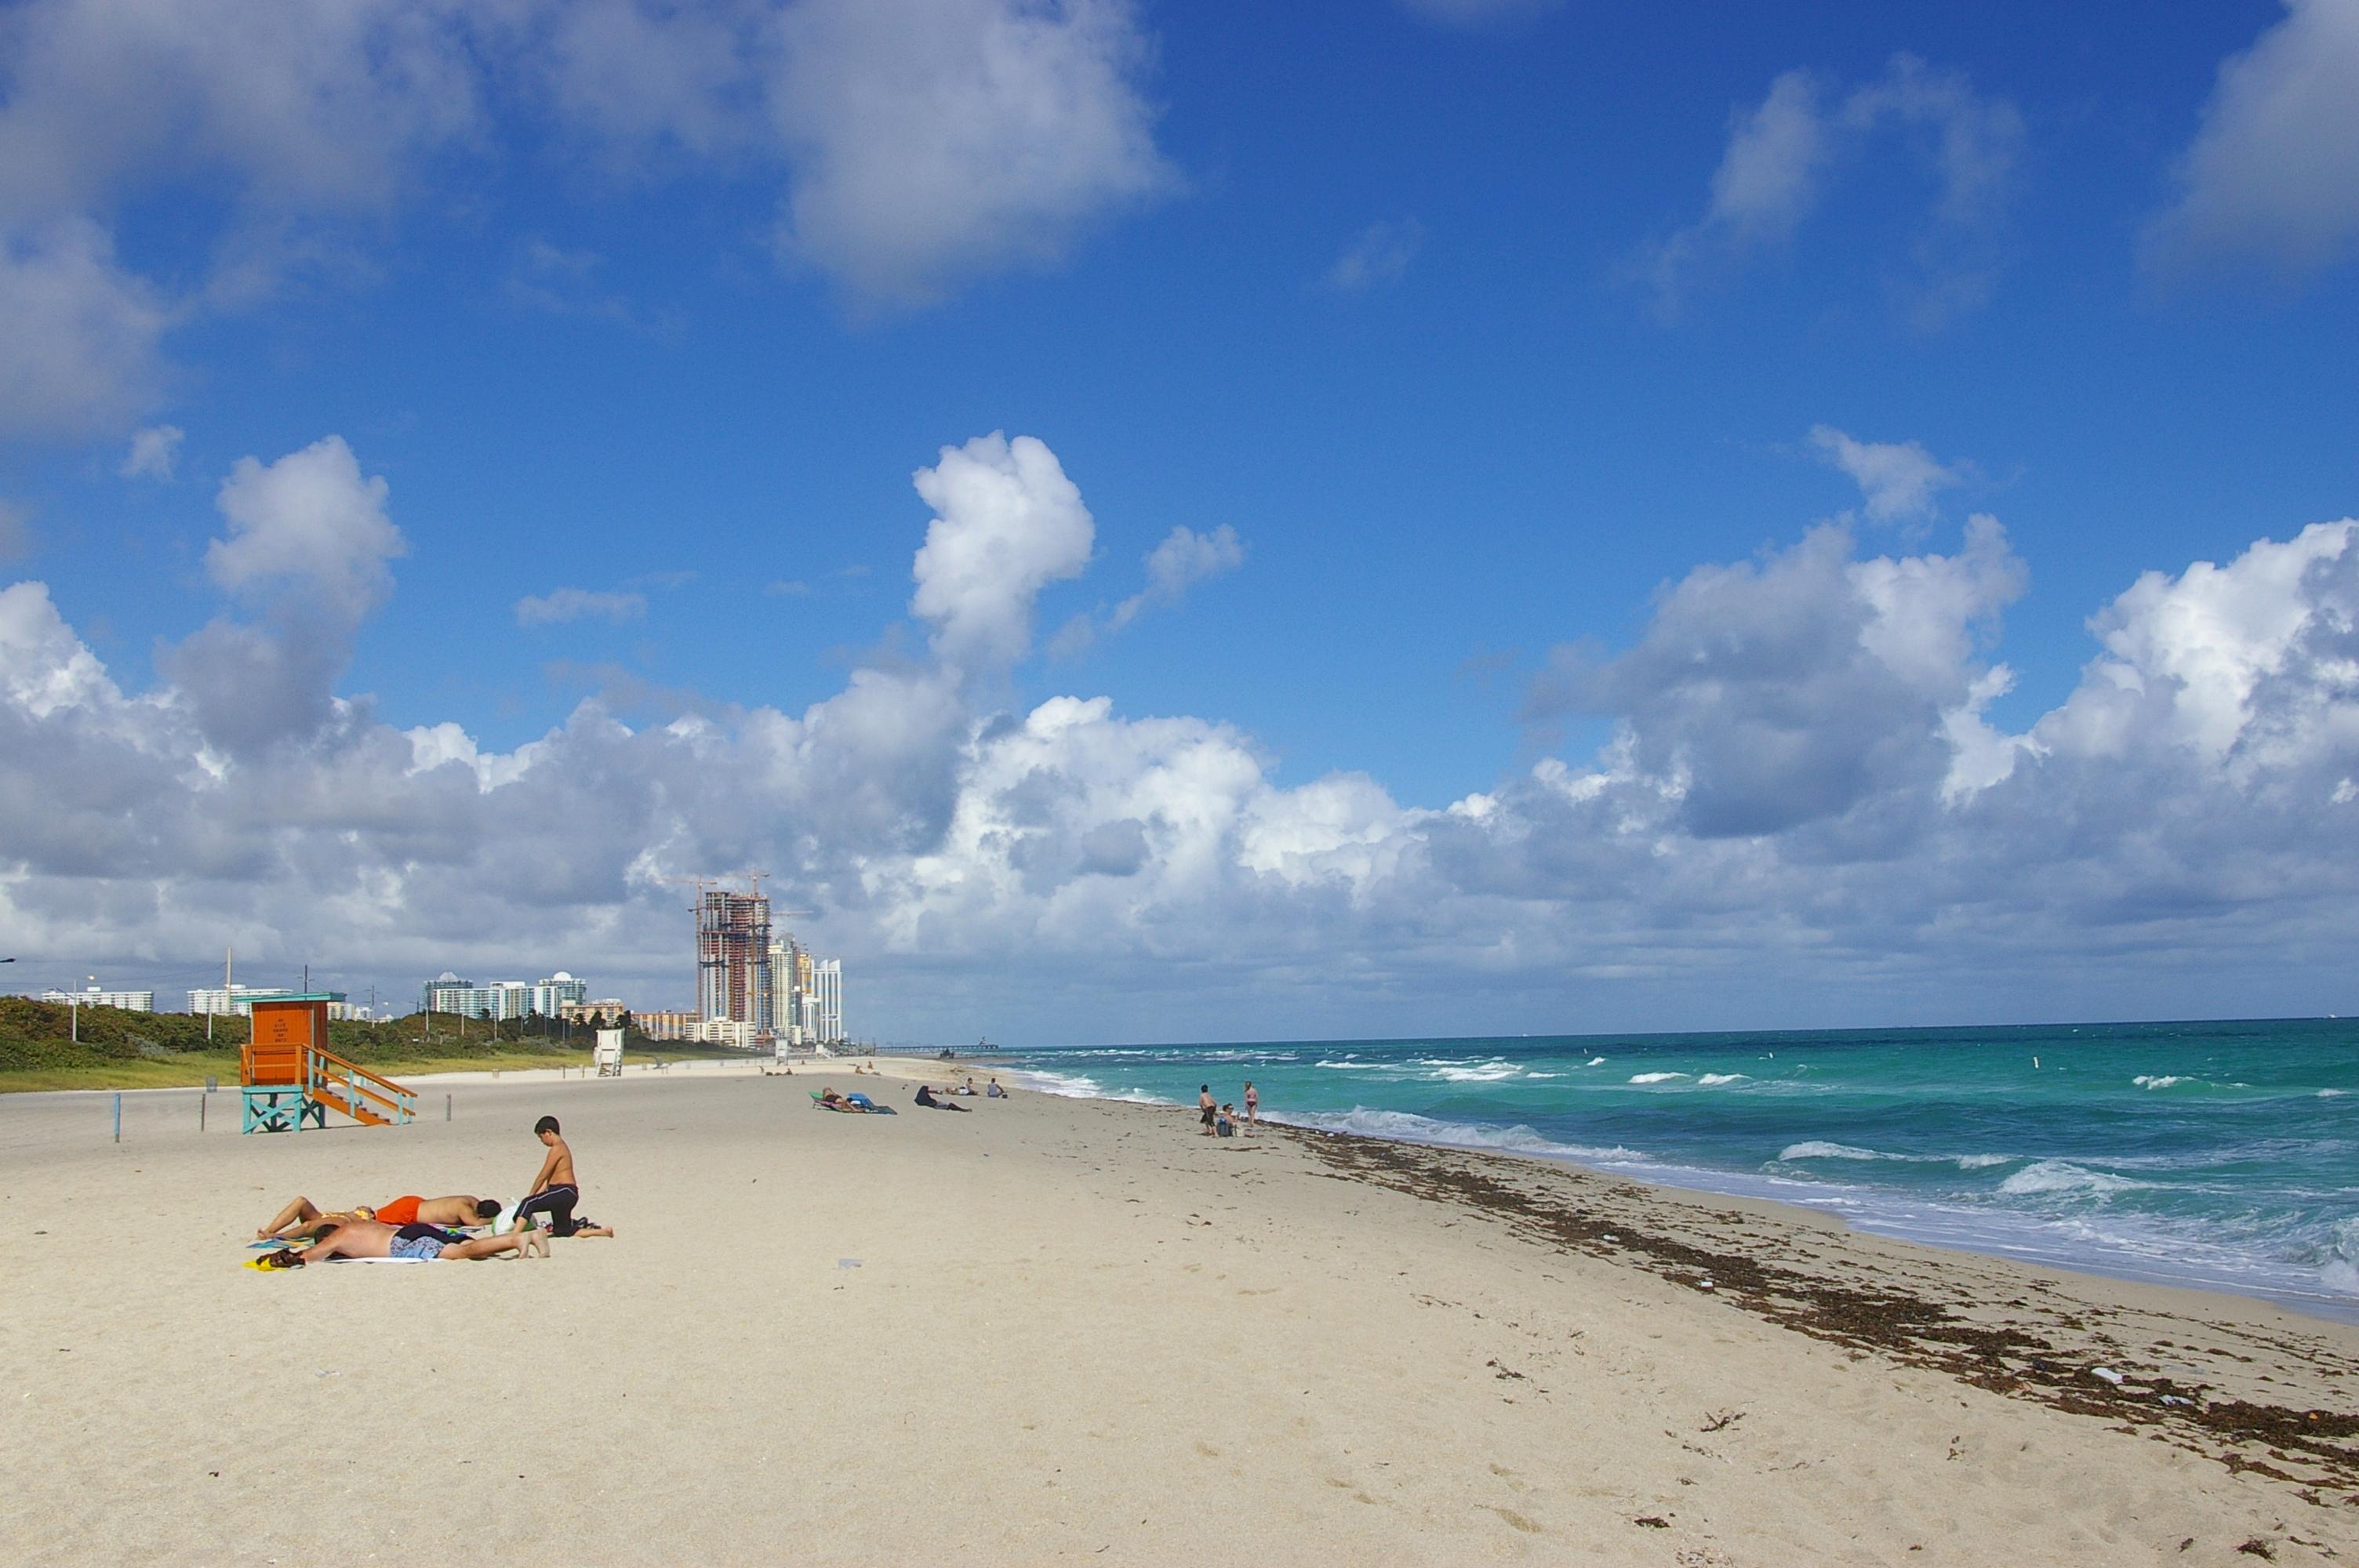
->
<box><xmin>997</xmin><ymin>1018</ymin><xmax>2359</xmax><ymax>1321</ymax></box>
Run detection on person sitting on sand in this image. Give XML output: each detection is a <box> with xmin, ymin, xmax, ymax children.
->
<box><xmin>257</xmin><ymin>1193</ymin><xmax>503</xmax><ymax>1241</ymax></box>
<box><xmin>986</xmin><ymin>1077</ymin><xmax>1008</xmax><ymax>1098</ymax></box>
<box><xmin>914</xmin><ymin>1084</ymin><xmax>970</xmax><ymax>1112</ymax></box>
<box><xmin>959</xmin><ymin>1076</ymin><xmax>980</xmax><ymax>1096</ymax></box>
<box><xmin>511</xmin><ymin>1116</ymin><xmax>616</xmax><ymax>1238</ymax></box>
<box><xmin>1216</xmin><ymin>1104</ymin><xmax>1237</xmax><ymax>1138</ymax></box>
<box><xmin>259</xmin><ymin>1218</ymin><xmax>547</xmax><ymax>1267</ymax></box>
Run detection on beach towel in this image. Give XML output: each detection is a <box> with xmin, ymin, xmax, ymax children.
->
<box><xmin>249</xmin><ymin>1227</ymin><xmax>487</xmax><ymax>1250</ymax></box>
<box><xmin>244</xmin><ymin>1254</ymin><xmax>431</xmax><ymax>1270</ymax></box>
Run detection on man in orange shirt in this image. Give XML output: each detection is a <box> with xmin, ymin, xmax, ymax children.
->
<box><xmin>256</xmin><ymin>1192</ymin><xmax>503</xmax><ymax>1241</ymax></box>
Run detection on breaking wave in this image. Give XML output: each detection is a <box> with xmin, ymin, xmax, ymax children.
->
<box><xmin>1778</xmin><ymin>1141</ymin><xmax>2013</xmax><ymax>1170</ymax></box>
<box><xmin>1272</xmin><ymin>1106</ymin><xmax>1646</xmax><ymax>1164</ymax></box>
<box><xmin>1997</xmin><ymin>1160</ymin><xmax>2150</xmax><ymax>1197</ymax></box>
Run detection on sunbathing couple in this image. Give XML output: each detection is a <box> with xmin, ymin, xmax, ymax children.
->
<box><xmin>255</xmin><ymin>1115</ymin><xmax>609</xmax><ymax>1267</ymax></box>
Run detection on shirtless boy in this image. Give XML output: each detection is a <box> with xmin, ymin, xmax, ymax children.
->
<box><xmin>261</xmin><ymin>1218</ymin><xmax>546</xmax><ymax>1266</ymax></box>
<box><xmin>257</xmin><ymin>1192</ymin><xmax>503</xmax><ymax>1241</ymax></box>
<box><xmin>514</xmin><ymin>1116</ymin><xmax>614</xmax><ymax>1237</ymax></box>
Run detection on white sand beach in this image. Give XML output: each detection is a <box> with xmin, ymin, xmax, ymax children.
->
<box><xmin>3</xmin><ymin>1067</ymin><xmax>2355</xmax><ymax>1566</ymax></box>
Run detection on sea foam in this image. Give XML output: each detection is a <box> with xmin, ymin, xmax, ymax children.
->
<box><xmin>1696</xmin><ymin>1073</ymin><xmax>1750</xmax><ymax>1087</ymax></box>
<box><xmin>1628</xmin><ymin>1071</ymin><xmax>1688</xmax><ymax>1083</ymax></box>
<box><xmin>1273</xmin><ymin>1106</ymin><xmax>1645</xmax><ymax>1165</ymax></box>
<box><xmin>1998</xmin><ymin>1160</ymin><xmax>2149</xmax><ymax>1197</ymax></box>
<box><xmin>1430</xmin><ymin>1060</ymin><xmax>1522</xmax><ymax>1082</ymax></box>
<box><xmin>1779</xmin><ymin>1141</ymin><xmax>2013</xmax><ymax>1170</ymax></box>
<box><xmin>2134</xmin><ymin>1074</ymin><xmax>2194</xmax><ymax>1090</ymax></box>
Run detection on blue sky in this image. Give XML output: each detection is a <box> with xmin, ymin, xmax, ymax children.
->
<box><xmin>2</xmin><ymin>0</ymin><xmax>2356</xmax><ymax>1041</ymax></box>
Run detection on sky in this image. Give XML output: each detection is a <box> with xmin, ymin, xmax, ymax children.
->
<box><xmin>1</xmin><ymin>0</ymin><xmax>2356</xmax><ymax>1044</ymax></box>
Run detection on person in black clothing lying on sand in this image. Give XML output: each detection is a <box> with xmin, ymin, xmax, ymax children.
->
<box><xmin>914</xmin><ymin>1084</ymin><xmax>971</xmax><ymax>1112</ymax></box>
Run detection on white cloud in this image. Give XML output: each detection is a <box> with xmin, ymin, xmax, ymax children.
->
<box><xmin>1123</xmin><ymin>524</ymin><xmax>1243</xmax><ymax>625</ymax></box>
<box><xmin>0</xmin><ymin>0</ymin><xmax>483</xmax><ymax>222</ymax></box>
<box><xmin>909</xmin><ymin>432</ymin><xmax>1096</xmax><ymax>675</ymax></box>
<box><xmin>765</xmin><ymin>0</ymin><xmax>1174</xmax><ymax>306</ymax></box>
<box><xmin>2036</xmin><ymin>521</ymin><xmax>2358</xmax><ymax>765</ymax></box>
<box><xmin>1838</xmin><ymin>53</ymin><xmax>2022</xmax><ymax>228</ymax></box>
<box><xmin>516</xmin><ymin>588</ymin><xmax>650</xmax><ymax>627</ymax></box>
<box><xmin>1327</xmin><ymin>220</ymin><xmax>1423</xmax><ymax>292</ymax></box>
<box><xmin>529</xmin><ymin>0</ymin><xmax>758</xmax><ymax>164</ymax></box>
<box><xmin>204</xmin><ymin>436</ymin><xmax>404</xmax><ymax>620</ymax></box>
<box><xmin>1703</xmin><ymin>71</ymin><xmax>1831</xmax><ymax>247</ymax></box>
<box><xmin>119</xmin><ymin>423</ymin><xmax>184</xmax><ymax>481</ymax></box>
<box><xmin>1809</xmin><ymin>425</ymin><xmax>1962</xmax><ymax>524</ymax></box>
<box><xmin>0</xmin><ymin>0</ymin><xmax>482</xmax><ymax>439</ymax></box>
<box><xmin>149</xmin><ymin>436</ymin><xmax>409</xmax><ymax>757</ymax></box>
<box><xmin>4</xmin><ymin>429</ymin><xmax>2357</xmax><ymax>1038</ymax></box>
<box><xmin>0</xmin><ymin>219</ymin><xmax>170</xmax><ymax>438</ymax></box>
<box><xmin>2146</xmin><ymin>0</ymin><xmax>2359</xmax><ymax>280</ymax></box>
<box><xmin>1646</xmin><ymin>56</ymin><xmax>2023</xmax><ymax>324</ymax></box>
<box><xmin>0</xmin><ymin>1</ymin><xmax>1176</xmax><ymax>438</ymax></box>
<box><xmin>1051</xmin><ymin>523</ymin><xmax>1244</xmax><ymax>658</ymax></box>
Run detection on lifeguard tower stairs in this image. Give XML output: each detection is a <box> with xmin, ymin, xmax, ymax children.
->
<box><xmin>239</xmin><ymin>993</ymin><xmax>417</xmax><ymax>1134</ymax></box>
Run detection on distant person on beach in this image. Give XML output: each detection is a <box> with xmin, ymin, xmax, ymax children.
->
<box><xmin>1243</xmin><ymin>1081</ymin><xmax>1258</xmax><ymax>1131</ymax></box>
<box><xmin>914</xmin><ymin>1084</ymin><xmax>970</xmax><ymax>1112</ymax></box>
<box><xmin>987</xmin><ymin>1078</ymin><xmax>1008</xmax><ymax>1098</ymax></box>
<box><xmin>960</xmin><ymin>1076</ymin><xmax>980</xmax><ymax>1096</ymax></box>
<box><xmin>260</xmin><ymin>1218</ymin><xmax>547</xmax><ymax>1267</ymax></box>
<box><xmin>1198</xmin><ymin>1084</ymin><xmax>1216</xmax><ymax>1136</ymax></box>
<box><xmin>256</xmin><ymin>1193</ymin><xmax>502</xmax><ymax>1241</ymax></box>
<box><xmin>1216</xmin><ymin>1104</ymin><xmax>1236</xmax><ymax>1138</ymax></box>
<box><xmin>514</xmin><ymin>1116</ymin><xmax>616</xmax><ymax>1237</ymax></box>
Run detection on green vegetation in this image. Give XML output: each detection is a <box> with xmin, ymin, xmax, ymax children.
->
<box><xmin>0</xmin><ymin>997</ymin><xmax>748</xmax><ymax>1093</ymax></box>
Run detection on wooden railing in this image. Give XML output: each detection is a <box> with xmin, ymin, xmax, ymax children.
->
<box><xmin>241</xmin><ymin>1040</ymin><xmax>414</xmax><ymax>1127</ymax></box>
<box><xmin>305</xmin><ymin>1046</ymin><xmax>416</xmax><ymax>1127</ymax></box>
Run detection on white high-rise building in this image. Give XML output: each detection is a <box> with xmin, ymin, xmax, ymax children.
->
<box><xmin>422</xmin><ymin>971</ymin><xmax>588</xmax><ymax>1021</ymax></box>
<box><xmin>48</xmin><ymin>983</ymin><xmax>154</xmax><ymax>1013</ymax></box>
<box><xmin>812</xmin><ymin>959</ymin><xmax>842</xmax><ymax>1044</ymax></box>
<box><xmin>189</xmin><ymin>982</ymin><xmax>290</xmax><ymax>1017</ymax></box>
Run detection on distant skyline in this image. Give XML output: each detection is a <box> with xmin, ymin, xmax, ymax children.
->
<box><xmin>2</xmin><ymin>1</ymin><xmax>2356</xmax><ymax>1042</ymax></box>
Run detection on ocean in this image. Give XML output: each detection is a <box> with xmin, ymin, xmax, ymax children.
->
<box><xmin>994</xmin><ymin>1018</ymin><xmax>2359</xmax><ymax>1322</ymax></box>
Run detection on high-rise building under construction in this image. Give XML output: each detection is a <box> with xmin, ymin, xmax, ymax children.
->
<box><xmin>696</xmin><ymin>889</ymin><xmax>772</xmax><ymax>1026</ymax></box>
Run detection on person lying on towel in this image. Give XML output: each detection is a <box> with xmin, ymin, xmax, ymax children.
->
<box><xmin>257</xmin><ymin>1192</ymin><xmax>503</xmax><ymax>1241</ymax></box>
<box><xmin>914</xmin><ymin>1084</ymin><xmax>970</xmax><ymax>1112</ymax></box>
<box><xmin>256</xmin><ymin>1219</ymin><xmax>547</xmax><ymax>1268</ymax></box>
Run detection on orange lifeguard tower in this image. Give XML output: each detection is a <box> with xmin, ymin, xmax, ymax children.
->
<box><xmin>239</xmin><ymin>993</ymin><xmax>417</xmax><ymax>1134</ymax></box>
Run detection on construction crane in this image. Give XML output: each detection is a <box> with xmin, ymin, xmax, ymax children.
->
<box><xmin>656</xmin><ymin>872</ymin><xmax>815</xmax><ymax>1023</ymax></box>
